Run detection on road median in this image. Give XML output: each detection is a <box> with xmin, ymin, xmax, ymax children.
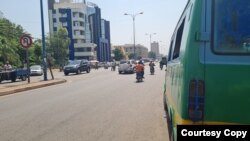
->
<box><xmin>0</xmin><ymin>79</ymin><xmax>67</xmax><ymax>96</ymax></box>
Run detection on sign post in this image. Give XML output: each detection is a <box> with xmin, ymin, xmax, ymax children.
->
<box><xmin>20</xmin><ymin>34</ymin><xmax>32</xmax><ymax>83</ymax></box>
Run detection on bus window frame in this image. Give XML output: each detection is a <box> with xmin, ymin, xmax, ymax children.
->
<box><xmin>173</xmin><ymin>17</ymin><xmax>186</xmax><ymax>60</ymax></box>
<box><xmin>211</xmin><ymin>0</ymin><xmax>250</xmax><ymax>56</ymax></box>
<box><xmin>168</xmin><ymin>40</ymin><xmax>174</xmax><ymax>61</ymax></box>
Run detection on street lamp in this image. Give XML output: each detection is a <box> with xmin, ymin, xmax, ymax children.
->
<box><xmin>124</xmin><ymin>12</ymin><xmax>143</xmax><ymax>60</ymax></box>
<box><xmin>145</xmin><ymin>33</ymin><xmax>156</xmax><ymax>51</ymax></box>
<box><xmin>40</xmin><ymin>0</ymin><xmax>47</xmax><ymax>81</ymax></box>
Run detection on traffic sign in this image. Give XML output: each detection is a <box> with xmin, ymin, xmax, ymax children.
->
<box><xmin>20</xmin><ymin>34</ymin><xmax>32</xmax><ymax>48</ymax></box>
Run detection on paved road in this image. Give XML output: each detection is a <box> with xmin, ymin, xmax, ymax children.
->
<box><xmin>0</xmin><ymin>65</ymin><xmax>169</xmax><ymax>141</ymax></box>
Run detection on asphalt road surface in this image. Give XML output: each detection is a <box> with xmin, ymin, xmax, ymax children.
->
<box><xmin>0</xmin><ymin>65</ymin><xmax>169</xmax><ymax>141</ymax></box>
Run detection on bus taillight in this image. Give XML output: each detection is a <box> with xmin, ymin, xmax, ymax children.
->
<box><xmin>188</xmin><ymin>80</ymin><xmax>205</xmax><ymax>122</ymax></box>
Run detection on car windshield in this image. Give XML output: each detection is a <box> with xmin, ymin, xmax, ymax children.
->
<box><xmin>30</xmin><ymin>66</ymin><xmax>41</xmax><ymax>69</ymax></box>
<box><xmin>119</xmin><ymin>60</ymin><xmax>128</xmax><ymax>64</ymax></box>
<box><xmin>212</xmin><ymin>0</ymin><xmax>250</xmax><ymax>54</ymax></box>
<box><xmin>68</xmin><ymin>60</ymin><xmax>81</xmax><ymax>65</ymax></box>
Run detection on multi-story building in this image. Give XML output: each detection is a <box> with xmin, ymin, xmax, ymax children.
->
<box><xmin>48</xmin><ymin>0</ymin><xmax>111</xmax><ymax>61</ymax></box>
<box><xmin>123</xmin><ymin>44</ymin><xmax>149</xmax><ymax>59</ymax></box>
<box><xmin>151</xmin><ymin>41</ymin><xmax>160</xmax><ymax>58</ymax></box>
<box><xmin>87</xmin><ymin>3</ymin><xmax>111</xmax><ymax>62</ymax></box>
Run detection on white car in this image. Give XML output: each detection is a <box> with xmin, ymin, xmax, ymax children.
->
<box><xmin>30</xmin><ymin>65</ymin><xmax>43</xmax><ymax>76</ymax></box>
<box><xmin>118</xmin><ymin>60</ymin><xmax>135</xmax><ymax>74</ymax></box>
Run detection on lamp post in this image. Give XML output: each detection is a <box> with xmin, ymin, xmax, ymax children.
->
<box><xmin>40</xmin><ymin>0</ymin><xmax>47</xmax><ymax>81</ymax></box>
<box><xmin>124</xmin><ymin>12</ymin><xmax>143</xmax><ymax>60</ymax></box>
<box><xmin>145</xmin><ymin>33</ymin><xmax>156</xmax><ymax>51</ymax></box>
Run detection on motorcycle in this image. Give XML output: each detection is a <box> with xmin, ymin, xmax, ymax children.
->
<box><xmin>160</xmin><ymin>64</ymin><xmax>163</xmax><ymax>70</ymax></box>
<box><xmin>136</xmin><ymin>72</ymin><xmax>143</xmax><ymax>82</ymax></box>
<box><xmin>150</xmin><ymin>66</ymin><xmax>155</xmax><ymax>75</ymax></box>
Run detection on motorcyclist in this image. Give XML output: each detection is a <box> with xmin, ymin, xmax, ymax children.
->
<box><xmin>160</xmin><ymin>60</ymin><xmax>164</xmax><ymax>70</ymax></box>
<box><xmin>149</xmin><ymin>61</ymin><xmax>155</xmax><ymax>74</ymax></box>
<box><xmin>135</xmin><ymin>60</ymin><xmax>144</xmax><ymax>78</ymax></box>
<box><xmin>111</xmin><ymin>61</ymin><xmax>116</xmax><ymax>71</ymax></box>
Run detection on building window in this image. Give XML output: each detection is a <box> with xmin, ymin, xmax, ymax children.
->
<box><xmin>81</xmin><ymin>39</ymin><xmax>85</xmax><ymax>43</ymax></box>
<box><xmin>79</xmin><ymin>13</ymin><xmax>84</xmax><ymax>18</ymax></box>
<box><xmin>75</xmin><ymin>47</ymin><xmax>92</xmax><ymax>52</ymax></box>
<box><xmin>80</xmin><ymin>22</ymin><xmax>84</xmax><ymax>26</ymax></box>
<box><xmin>73</xmin><ymin>12</ymin><xmax>78</xmax><ymax>17</ymax></box>
<box><xmin>62</xmin><ymin>22</ymin><xmax>68</xmax><ymax>26</ymax></box>
<box><xmin>61</xmin><ymin>13</ymin><xmax>67</xmax><ymax>18</ymax></box>
<box><xmin>73</xmin><ymin>21</ymin><xmax>79</xmax><ymax>27</ymax></box>
<box><xmin>87</xmin><ymin>47</ymin><xmax>91</xmax><ymax>51</ymax></box>
<box><xmin>53</xmin><ymin>18</ymin><xmax>57</xmax><ymax>22</ymax></box>
<box><xmin>74</xmin><ymin>30</ymin><xmax>80</xmax><ymax>36</ymax></box>
<box><xmin>80</xmin><ymin>30</ymin><xmax>85</xmax><ymax>35</ymax></box>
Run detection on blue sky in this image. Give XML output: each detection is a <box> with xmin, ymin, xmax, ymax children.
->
<box><xmin>0</xmin><ymin>0</ymin><xmax>187</xmax><ymax>55</ymax></box>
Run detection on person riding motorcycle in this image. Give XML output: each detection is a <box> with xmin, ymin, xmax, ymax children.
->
<box><xmin>135</xmin><ymin>61</ymin><xmax>144</xmax><ymax>78</ymax></box>
<box><xmin>149</xmin><ymin>61</ymin><xmax>155</xmax><ymax>74</ymax></box>
<box><xmin>160</xmin><ymin>60</ymin><xmax>164</xmax><ymax>70</ymax></box>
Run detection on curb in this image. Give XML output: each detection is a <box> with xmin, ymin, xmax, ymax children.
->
<box><xmin>0</xmin><ymin>79</ymin><xmax>67</xmax><ymax>96</ymax></box>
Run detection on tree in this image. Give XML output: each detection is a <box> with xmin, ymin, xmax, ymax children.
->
<box><xmin>47</xmin><ymin>27</ymin><xmax>70</xmax><ymax>66</ymax></box>
<box><xmin>128</xmin><ymin>53</ymin><xmax>137</xmax><ymax>60</ymax></box>
<box><xmin>33</xmin><ymin>40</ymin><xmax>43</xmax><ymax>65</ymax></box>
<box><xmin>113</xmin><ymin>48</ymin><xmax>124</xmax><ymax>61</ymax></box>
<box><xmin>0</xmin><ymin>18</ymin><xmax>26</xmax><ymax>67</ymax></box>
<box><xmin>148</xmin><ymin>51</ymin><xmax>156</xmax><ymax>59</ymax></box>
<box><xmin>0</xmin><ymin>36</ymin><xmax>19</xmax><ymax>65</ymax></box>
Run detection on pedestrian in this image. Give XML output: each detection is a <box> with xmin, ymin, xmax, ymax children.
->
<box><xmin>4</xmin><ymin>61</ymin><xmax>12</xmax><ymax>70</ymax></box>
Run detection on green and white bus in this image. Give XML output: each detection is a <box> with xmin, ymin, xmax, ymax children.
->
<box><xmin>163</xmin><ymin>0</ymin><xmax>250</xmax><ymax>140</ymax></box>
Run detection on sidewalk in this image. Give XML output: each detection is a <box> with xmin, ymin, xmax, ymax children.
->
<box><xmin>0</xmin><ymin>78</ymin><xmax>67</xmax><ymax>96</ymax></box>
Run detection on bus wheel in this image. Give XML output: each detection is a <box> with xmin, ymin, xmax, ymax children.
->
<box><xmin>163</xmin><ymin>94</ymin><xmax>168</xmax><ymax>112</ymax></box>
<box><xmin>167</xmin><ymin>113</ymin><xmax>174</xmax><ymax>141</ymax></box>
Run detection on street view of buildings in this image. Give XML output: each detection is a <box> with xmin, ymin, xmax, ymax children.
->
<box><xmin>1</xmin><ymin>0</ymin><xmax>161</xmax><ymax>65</ymax></box>
<box><xmin>47</xmin><ymin>0</ymin><xmax>161</xmax><ymax>62</ymax></box>
<box><xmin>48</xmin><ymin>0</ymin><xmax>111</xmax><ymax>62</ymax></box>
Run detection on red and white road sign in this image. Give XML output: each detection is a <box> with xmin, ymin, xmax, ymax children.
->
<box><xmin>20</xmin><ymin>34</ymin><xmax>32</xmax><ymax>48</ymax></box>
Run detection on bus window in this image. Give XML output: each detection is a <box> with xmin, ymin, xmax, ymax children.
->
<box><xmin>173</xmin><ymin>18</ymin><xmax>185</xmax><ymax>59</ymax></box>
<box><xmin>212</xmin><ymin>0</ymin><xmax>250</xmax><ymax>54</ymax></box>
<box><xmin>168</xmin><ymin>40</ymin><xmax>173</xmax><ymax>61</ymax></box>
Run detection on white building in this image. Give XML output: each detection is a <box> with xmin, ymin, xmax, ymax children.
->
<box><xmin>48</xmin><ymin>0</ymin><xmax>96</xmax><ymax>60</ymax></box>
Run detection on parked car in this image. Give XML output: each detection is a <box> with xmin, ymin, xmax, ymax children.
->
<box><xmin>63</xmin><ymin>59</ymin><xmax>91</xmax><ymax>76</ymax></box>
<box><xmin>118</xmin><ymin>60</ymin><xmax>135</xmax><ymax>74</ymax></box>
<box><xmin>0</xmin><ymin>68</ymin><xmax>28</xmax><ymax>83</ymax></box>
<box><xmin>30</xmin><ymin>65</ymin><xmax>43</xmax><ymax>76</ymax></box>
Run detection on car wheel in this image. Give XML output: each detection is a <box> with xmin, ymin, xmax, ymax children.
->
<box><xmin>76</xmin><ymin>69</ymin><xmax>81</xmax><ymax>74</ymax></box>
<box><xmin>119</xmin><ymin>71</ymin><xmax>122</xmax><ymax>74</ymax></box>
<box><xmin>11</xmin><ymin>78</ymin><xmax>16</xmax><ymax>82</ymax></box>
<box><xmin>21</xmin><ymin>76</ymin><xmax>27</xmax><ymax>81</ymax></box>
<box><xmin>86</xmin><ymin>68</ymin><xmax>90</xmax><ymax>73</ymax></box>
<box><xmin>64</xmin><ymin>72</ymin><xmax>69</xmax><ymax>76</ymax></box>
